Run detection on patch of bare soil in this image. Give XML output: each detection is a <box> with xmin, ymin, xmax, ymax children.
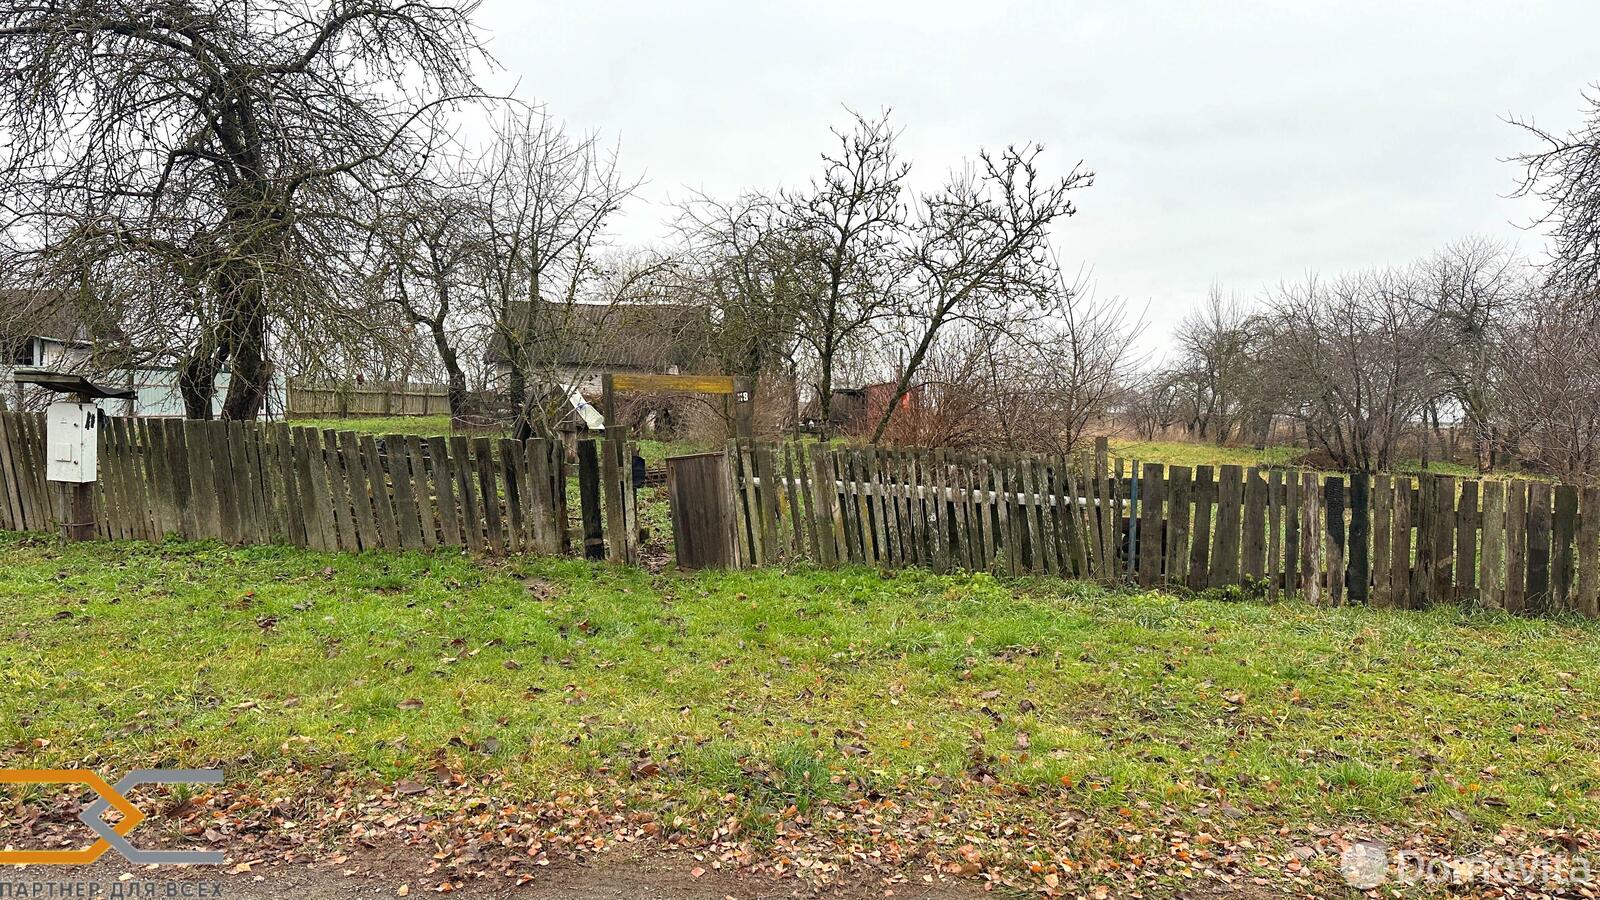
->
<box><xmin>34</xmin><ymin>843</ymin><xmax>1308</xmax><ymax>899</ymax></box>
<box><xmin>45</xmin><ymin>844</ymin><xmax>978</xmax><ymax>899</ymax></box>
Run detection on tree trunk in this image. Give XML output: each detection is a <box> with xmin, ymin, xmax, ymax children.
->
<box><xmin>867</xmin><ymin>307</ymin><xmax>948</xmax><ymax>444</ymax></box>
<box><xmin>447</xmin><ymin>370</ymin><xmax>469</xmax><ymax>422</ymax></box>
<box><xmin>1472</xmin><ymin>417</ymin><xmax>1495</xmax><ymax>475</ymax></box>
<box><xmin>430</xmin><ymin>321</ymin><xmax>468</xmax><ymax>420</ymax></box>
<box><xmin>815</xmin><ymin>348</ymin><xmax>835</xmax><ymax>441</ymax></box>
<box><xmin>218</xmin><ymin>261</ymin><xmax>271</xmax><ymax>420</ymax></box>
<box><xmin>508</xmin><ymin>365</ymin><xmax>531</xmax><ymax>441</ymax></box>
<box><xmin>178</xmin><ymin>352</ymin><xmax>224</xmax><ymax>420</ymax></box>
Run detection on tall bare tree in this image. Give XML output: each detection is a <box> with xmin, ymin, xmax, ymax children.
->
<box><xmin>475</xmin><ymin>107</ymin><xmax>642</xmax><ymax>439</ymax></box>
<box><xmin>675</xmin><ymin>193</ymin><xmax>808</xmax><ymax>381</ymax></box>
<box><xmin>1511</xmin><ymin>86</ymin><xmax>1600</xmax><ymax>290</ymax></box>
<box><xmin>1164</xmin><ymin>286</ymin><xmax>1261</xmax><ymax>444</ymax></box>
<box><xmin>1414</xmin><ymin>238</ymin><xmax>1528</xmax><ymax>473</ymax></box>
<box><xmin>866</xmin><ymin>148</ymin><xmax>1092</xmax><ymax>442</ymax></box>
<box><xmin>1496</xmin><ymin>288</ymin><xmax>1600</xmax><ymax>482</ymax></box>
<box><xmin>780</xmin><ymin>110</ymin><xmax>908</xmax><ymax>438</ymax></box>
<box><xmin>0</xmin><ymin>0</ymin><xmax>483</xmax><ymax>418</ymax></box>
<box><xmin>368</xmin><ymin>177</ymin><xmax>485</xmax><ymax>420</ymax></box>
<box><xmin>1262</xmin><ymin>268</ymin><xmax>1439</xmax><ymax>472</ymax></box>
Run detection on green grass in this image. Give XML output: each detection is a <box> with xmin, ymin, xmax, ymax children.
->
<box><xmin>1109</xmin><ymin>439</ymin><xmax>1307</xmax><ymax>470</ymax></box>
<box><xmin>4</xmin><ymin>533</ymin><xmax>1600</xmax><ymax>848</ymax></box>
<box><xmin>1109</xmin><ymin>437</ymin><xmax>1545</xmax><ymax>481</ymax></box>
<box><xmin>289</xmin><ymin>413</ymin><xmax>461</xmax><ymax>437</ymax></box>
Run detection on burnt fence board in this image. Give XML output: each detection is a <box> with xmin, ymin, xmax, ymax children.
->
<box><xmin>1455</xmin><ymin>480</ymin><xmax>1480</xmax><ymax>604</ymax></box>
<box><xmin>1325</xmin><ymin>476</ymin><xmax>1346</xmax><ymax>606</ymax></box>
<box><xmin>1348</xmin><ymin>473</ymin><xmax>1370</xmax><ymax>605</ymax></box>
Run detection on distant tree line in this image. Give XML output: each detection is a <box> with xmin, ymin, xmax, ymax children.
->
<box><xmin>1127</xmin><ymin>237</ymin><xmax>1600</xmax><ymax>480</ymax></box>
<box><xmin>1124</xmin><ymin>85</ymin><xmax>1600</xmax><ymax>481</ymax></box>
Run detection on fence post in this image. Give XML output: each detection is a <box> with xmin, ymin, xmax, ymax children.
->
<box><xmin>1325</xmin><ymin>476</ymin><xmax>1346</xmax><ymax>606</ymax></box>
<box><xmin>576</xmin><ymin>438</ymin><xmax>604</xmax><ymax>561</ymax></box>
<box><xmin>1348</xmin><ymin>473</ymin><xmax>1369</xmax><ymax>605</ymax></box>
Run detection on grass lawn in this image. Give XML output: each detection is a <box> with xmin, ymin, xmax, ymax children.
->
<box><xmin>1108</xmin><ymin>437</ymin><xmax>1533</xmax><ymax>481</ymax></box>
<box><xmin>1108</xmin><ymin>439</ymin><xmax>1308</xmax><ymax>471</ymax></box>
<box><xmin>289</xmin><ymin>413</ymin><xmax>461</xmax><ymax>437</ymax></box>
<box><xmin>4</xmin><ymin>534</ymin><xmax>1600</xmax><ymax>891</ymax></box>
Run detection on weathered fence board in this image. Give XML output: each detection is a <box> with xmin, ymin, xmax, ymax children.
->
<box><xmin>690</xmin><ymin>442</ymin><xmax>1591</xmax><ymax>617</ymax></box>
<box><xmin>0</xmin><ymin>413</ymin><xmax>630</xmax><ymax>562</ymax></box>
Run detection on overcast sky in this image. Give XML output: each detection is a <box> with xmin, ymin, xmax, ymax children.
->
<box><xmin>473</xmin><ymin>0</ymin><xmax>1598</xmax><ymax>358</ymax></box>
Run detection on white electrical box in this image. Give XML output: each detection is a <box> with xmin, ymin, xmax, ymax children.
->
<box><xmin>46</xmin><ymin>401</ymin><xmax>100</xmax><ymax>483</ymax></box>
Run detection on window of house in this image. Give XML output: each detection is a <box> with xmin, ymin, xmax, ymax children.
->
<box><xmin>9</xmin><ymin>339</ymin><xmax>32</xmax><ymax>367</ymax></box>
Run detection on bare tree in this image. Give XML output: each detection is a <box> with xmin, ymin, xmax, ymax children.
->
<box><xmin>873</xmin><ymin>282</ymin><xmax>1140</xmax><ymax>454</ymax></box>
<box><xmin>1414</xmin><ymin>237</ymin><xmax>1529</xmax><ymax>473</ymax></box>
<box><xmin>865</xmin><ymin>148</ymin><xmax>1092</xmax><ymax>442</ymax></box>
<box><xmin>369</xmin><ymin>173</ymin><xmax>487</xmax><ymax>419</ymax></box>
<box><xmin>1496</xmin><ymin>289</ymin><xmax>1600</xmax><ymax>482</ymax></box>
<box><xmin>780</xmin><ymin>110</ymin><xmax>909</xmax><ymax>438</ymax></box>
<box><xmin>0</xmin><ymin>0</ymin><xmax>483</xmax><ymax>418</ymax></box>
<box><xmin>1124</xmin><ymin>371</ymin><xmax>1185</xmax><ymax>441</ymax></box>
<box><xmin>475</xmin><ymin>106</ymin><xmax>642</xmax><ymax>439</ymax></box>
<box><xmin>1163</xmin><ymin>286</ymin><xmax>1261</xmax><ymax>444</ymax></box>
<box><xmin>674</xmin><ymin>192</ymin><xmax>808</xmax><ymax>392</ymax></box>
<box><xmin>1262</xmin><ymin>268</ymin><xmax>1439</xmax><ymax>472</ymax></box>
<box><xmin>1511</xmin><ymin>85</ymin><xmax>1600</xmax><ymax>290</ymax></box>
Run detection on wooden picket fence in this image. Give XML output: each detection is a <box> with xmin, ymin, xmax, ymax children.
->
<box><xmin>721</xmin><ymin>441</ymin><xmax>1600</xmax><ymax>616</ymax></box>
<box><xmin>0</xmin><ymin>412</ymin><xmax>639</xmax><ymax>563</ymax></box>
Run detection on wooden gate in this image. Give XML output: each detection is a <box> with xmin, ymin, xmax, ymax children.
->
<box><xmin>665</xmin><ymin>452</ymin><xmax>736</xmax><ymax>569</ymax></box>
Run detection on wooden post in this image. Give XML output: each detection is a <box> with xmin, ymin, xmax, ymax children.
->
<box><xmin>1325</xmin><ymin>476</ymin><xmax>1346</xmax><ymax>606</ymax></box>
<box><xmin>56</xmin><ymin>481</ymin><xmax>96</xmax><ymax>542</ymax></box>
<box><xmin>577</xmin><ymin>439</ymin><xmax>605</xmax><ymax>560</ymax></box>
<box><xmin>733</xmin><ymin>376</ymin><xmax>756</xmax><ymax>440</ymax></box>
<box><xmin>1347</xmin><ymin>473</ymin><xmax>1369</xmax><ymax>605</ymax></box>
<box><xmin>600</xmin><ymin>373</ymin><xmax>616</xmax><ymax>429</ymax></box>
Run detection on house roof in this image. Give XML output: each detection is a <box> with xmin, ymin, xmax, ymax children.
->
<box><xmin>485</xmin><ymin>301</ymin><xmax>710</xmax><ymax>372</ymax></box>
<box><xmin>0</xmin><ymin>288</ymin><xmax>125</xmax><ymax>346</ymax></box>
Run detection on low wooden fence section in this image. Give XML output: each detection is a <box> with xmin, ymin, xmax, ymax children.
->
<box><xmin>721</xmin><ymin>441</ymin><xmax>1600</xmax><ymax>615</ymax></box>
<box><xmin>0</xmin><ymin>412</ymin><xmax>639</xmax><ymax>563</ymax></box>
<box><xmin>286</xmin><ymin>378</ymin><xmax>451</xmax><ymax>417</ymax></box>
